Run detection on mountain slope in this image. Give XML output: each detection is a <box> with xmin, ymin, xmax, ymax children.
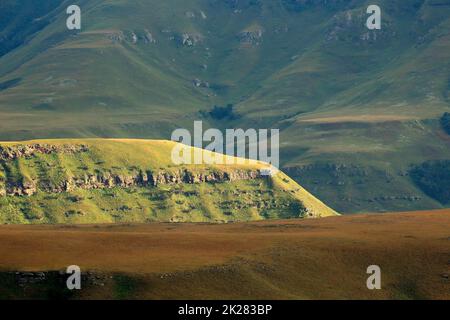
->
<box><xmin>0</xmin><ymin>0</ymin><xmax>65</xmax><ymax>57</ymax></box>
<box><xmin>0</xmin><ymin>0</ymin><xmax>449</xmax><ymax>213</ymax></box>
<box><xmin>1</xmin><ymin>0</ymin><xmax>449</xmax><ymax>135</ymax></box>
<box><xmin>0</xmin><ymin>139</ymin><xmax>337</xmax><ymax>224</ymax></box>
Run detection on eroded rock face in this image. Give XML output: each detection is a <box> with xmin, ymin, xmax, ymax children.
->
<box><xmin>0</xmin><ymin>142</ymin><xmax>266</xmax><ymax>197</ymax></box>
<box><xmin>1</xmin><ymin>169</ymin><xmax>264</xmax><ymax>197</ymax></box>
<box><xmin>0</xmin><ymin>144</ymin><xmax>88</xmax><ymax>161</ymax></box>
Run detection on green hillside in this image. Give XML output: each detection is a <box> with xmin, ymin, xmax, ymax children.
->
<box><xmin>0</xmin><ymin>0</ymin><xmax>449</xmax><ymax>213</ymax></box>
<box><xmin>0</xmin><ymin>139</ymin><xmax>337</xmax><ymax>224</ymax></box>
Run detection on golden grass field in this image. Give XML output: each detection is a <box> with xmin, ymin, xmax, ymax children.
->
<box><xmin>0</xmin><ymin>210</ymin><xmax>449</xmax><ymax>300</ymax></box>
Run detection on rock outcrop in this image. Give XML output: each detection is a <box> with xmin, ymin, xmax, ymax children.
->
<box><xmin>0</xmin><ymin>144</ymin><xmax>88</xmax><ymax>161</ymax></box>
<box><xmin>238</xmin><ymin>29</ymin><xmax>263</xmax><ymax>45</ymax></box>
<box><xmin>193</xmin><ymin>78</ymin><xmax>210</xmax><ymax>88</ymax></box>
<box><xmin>144</xmin><ymin>29</ymin><xmax>156</xmax><ymax>44</ymax></box>
<box><xmin>107</xmin><ymin>31</ymin><xmax>125</xmax><ymax>43</ymax></box>
<box><xmin>179</xmin><ymin>33</ymin><xmax>203</xmax><ymax>47</ymax></box>
<box><xmin>1</xmin><ymin>168</ymin><xmax>264</xmax><ymax>197</ymax></box>
<box><xmin>0</xmin><ymin>142</ymin><xmax>267</xmax><ymax>198</ymax></box>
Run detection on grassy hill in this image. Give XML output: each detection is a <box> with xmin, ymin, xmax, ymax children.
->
<box><xmin>0</xmin><ymin>0</ymin><xmax>449</xmax><ymax>213</ymax></box>
<box><xmin>0</xmin><ymin>139</ymin><xmax>337</xmax><ymax>224</ymax></box>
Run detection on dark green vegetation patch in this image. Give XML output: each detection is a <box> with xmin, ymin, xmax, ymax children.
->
<box><xmin>410</xmin><ymin>160</ymin><xmax>450</xmax><ymax>205</ymax></box>
<box><xmin>441</xmin><ymin>113</ymin><xmax>450</xmax><ymax>135</ymax></box>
